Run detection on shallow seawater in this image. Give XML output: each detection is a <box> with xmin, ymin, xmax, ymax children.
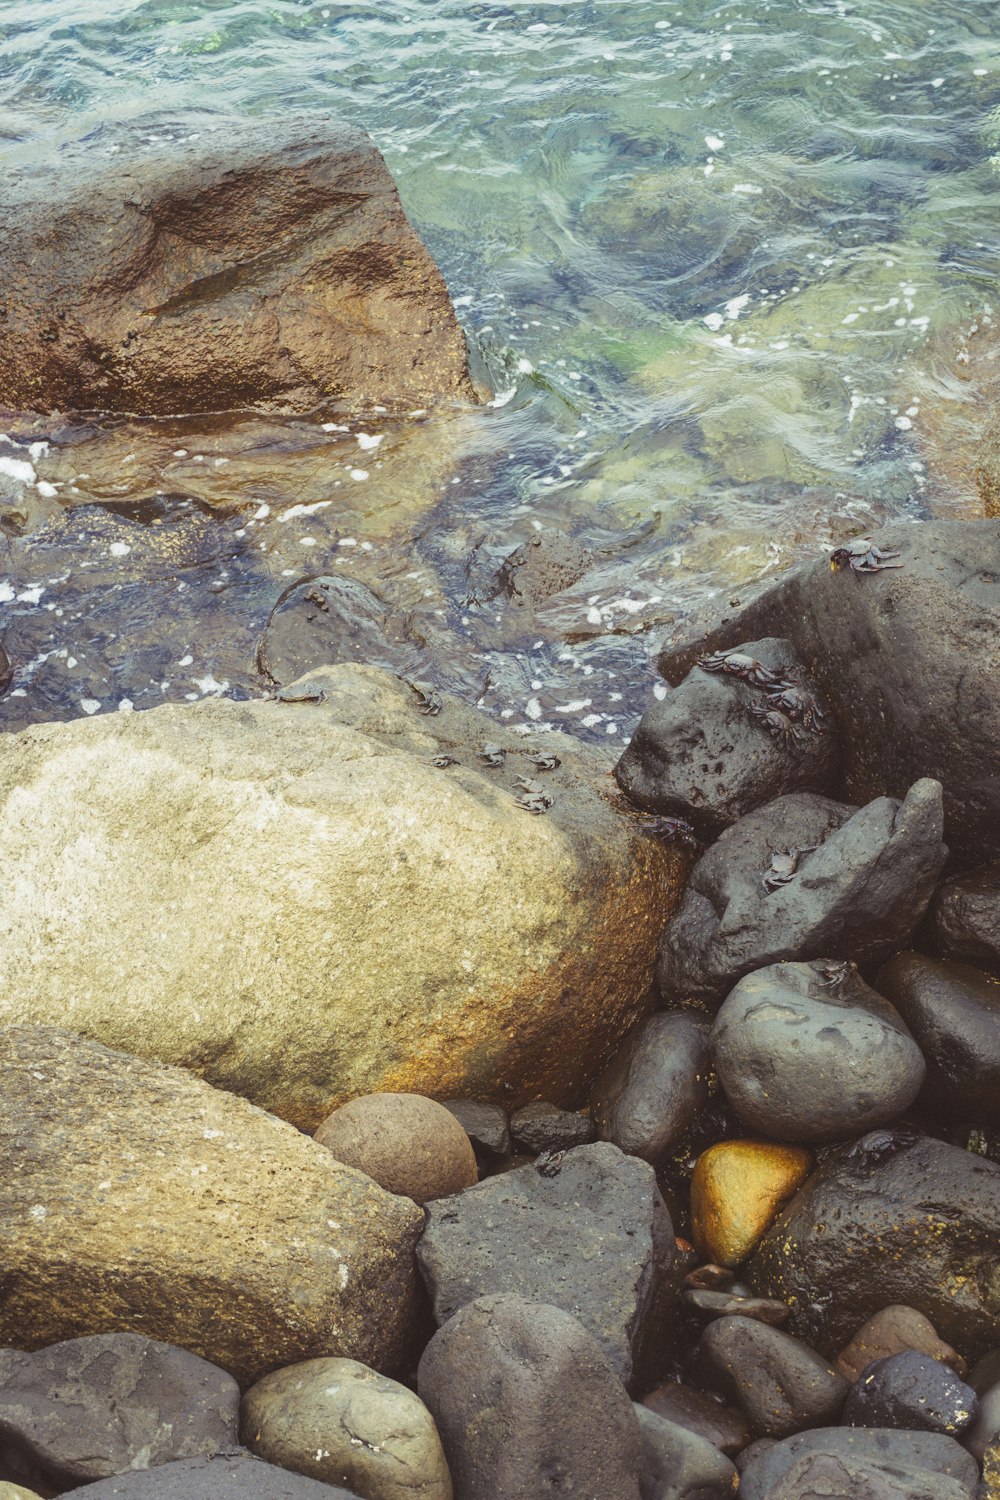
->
<box><xmin>1</xmin><ymin>0</ymin><xmax>999</xmax><ymax>738</ymax></box>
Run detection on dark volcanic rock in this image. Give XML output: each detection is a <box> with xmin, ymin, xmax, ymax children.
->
<box><xmin>748</xmin><ymin>1132</ymin><xmax>1000</xmax><ymax>1358</ymax></box>
<box><xmin>417</xmin><ymin>1293</ymin><xmax>643</xmax><ymax>1500</ymax></box>
<box><xmin>927</xmin><ymin>864</ymin><xmax>1000</xmax><ymax>975</ymax></box>
<box><xmin>842</xmin><ymin>1351</ymin><xmax>978</xmax><ymax>1435</ymax></box>
<box><xmin>496</xmin><ymin>530</ymin><xmax>595</xmax><ymax>607</ymax></box>
<box><xmin>641</xmin><ymin>1383</ymin><xmax>750</xmax><ymax>1456</ymax></box>
<box><xmin>711</xmin><ymin>961</ymin><xmax>925</xmax><ymax>1142</ymax></box>
<box><xmin>876</xmin><ymin>952</ymin><xmax>1000</xmax><ymax>1124</ymax></box>
<box><xmin>695</xmin><ymin>1317</ymin><xmax>848</xmax><ymax>1439</ymax></box>
<box><xmin>441</xmin><ymin>1100</ymin><xmax>511</xmax><ymax>1166</ymax></box>
<box><xmin>0</xmin><ymin>114</ymin><xmax>476</xmax><ymax>417</ymax></box>
<box><xmin>590</xmin><ymin>1012</ymin><xmax>711</xmax><ymax>1167</ymax></box>
<box><xmin>657</xmin><ymin>783</ymin><xmax>946</xmax><ymax>1005</ymax></box>
<box><xmin>737</xmin><ymin>1428</ymin><xmax>980</xmax><ymax>1500</ymax></box>
<box><xmin>509</xmin><ymin>1101</ymin><xmax>596</xmax><ymax>1154</ymax></box>
<box><xmin>59</xmin><ymin>1454</ymin><xmax>360</xmax><ymax>1500</ymax></box>
<box><xmin>614</xmin><ymin>638</ymin><xmax>838</xmax><ymax>839</ymax></box>
<box><xmin>633</xmin><ymin>1404</ymin><xmax>739</xmax><ymax>1499</ymax></box>
<box><xmin>0</xmin><ymin>1334</ymin><xmax>238</xmax><ymax>1492</ymax></box>
<box><xmin>417</xmin><ymin>1141</ymin><xmax>674</xmax><ymax>1391</ymax></box>
<box><xmin>256</xmin><ymin>576</ymin><xmax>425</xmax><ymax>687</ymax></box>
<box><xmin>657</xmin><ymin>518</ymin><xmax>1000</xmax><ymax>866</ymax></box>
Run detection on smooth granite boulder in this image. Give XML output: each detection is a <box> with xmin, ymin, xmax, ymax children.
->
<box><xmin>0</xmin><ymin>664</ymin><xmax>683</xmax><ymax>1129</ymax></box>
<box><xmin>0</xmin><ymin>114</ymin><xmax>475</xmax><ymax>417</ymax></box>
<box><xmin>0</xmin><ymin>1027</ymin><xmax>423</xmax><ymax>1385</ymax></box>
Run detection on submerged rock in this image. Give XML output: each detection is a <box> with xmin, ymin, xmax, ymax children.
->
<box><xmin>0</xmin><ymin>114</ymin><xmax>476</xmax><ymax>417</ymax></box>
<box><xmin>0</xmin><ymin>1027</ymin><xmax>423</xmax><ymax>1385</ymax></box>
<box><xmin>256</xmin><ymin>575</ymin><xmax>426</xmax><ymax>688</ymax></box>
<box><xmin>0</xmin><ymin>664</ymin><xmax>684</xmax><ymax>1129</ymax></box>
<box><xmin>657</xmin><ymin>783</ymin><xmax>946</xmax><ymax>1005</ymax></box>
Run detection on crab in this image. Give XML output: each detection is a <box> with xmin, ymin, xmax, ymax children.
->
<box><xmin>535</xmin><ymin>1149</ymin><xmax>565</xmax><ymax>1177</ymax></box>
<box><xmin>529</xmin><ymin>752</ymin><xmax>561</xmax><ymax>771</ymax></box>
<box><xmin>749</xmin><ymin>703</ymin><xmax>805</xmax><ymax>746</ymax></box>
<box><xmin>480</xmin><ymin>743</ymin><xmax>505</xmax><ymax>769</ymax></box>
<box><xmin>829</xmin><ymin>538</ymin><xmax>903</xmax><ymax>574</ymax></box>
<box><xmin>276</xmin><ymin>682</ymin><xmax>326</xmax><ymax>704</ymax></box>
<box><xmin>430</xmin><ymin>754</ymin><xmax>459</xmax><ymax>769</ymax></box>
<box><xmin>763</xmin><ymin>683</ymin><xmax>826</xmax><ymax>734</ymax></box>
<box><xmin>636</xmin><ymin>815</ymin><xmax>700</xmax><ymax>854</ymax></box>
<box><xmin>812</xmin><ymin>958</ymin><xmax>854</xmax><ymax>987</ymax></box>
<box><xmin>407</xmin><ymin>680</ymin><xmax>442</xmax><ymax>716</ymax></box>
<box><xmin>699</xmin><ymin>650</ymin><xmax>782</xmax><ymax>688</ymax></box>
<box><xmin>515</xmin><ymin>779</ymin><xmax>553</xmax><ymax>814</ymax></box>
<box><xmin>761</xmin><ymin>845</ymin><xmax>816</xmax><ymax>893</ymax></box>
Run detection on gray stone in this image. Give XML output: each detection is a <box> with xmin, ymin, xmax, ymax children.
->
<box><xmin>0</xmin><ymin>1334</ymin><xmax>238</xmax><ymax>1492</ymax></box>
<box><xmin>615</xmin><ymin>638</ymin><xmax>838</xmax><ymax>840</ymax></box>
<box><xmin>964</xmin><ymin>1379</ymin><xmax>1000</xmax><ymax>1463</ymax></box>
<box><xmin>682</xmin><ymin>1290</ymin><xmax>790</xmax><ymax>1327</ymax></box>
<box><xmin>696</xmin><ymin>1318</ymin><xmax>848</xmax><ymax>1439</ymax></box>
<box><xmin>439</xmin><ymin>1101</ymin><xmax>511</xmax><ymax>1165</ymax></box>
<box><xmin>657</xmin><ymin>783</ymin><xmax>947</xmax><ymax>1005</ymax></box>
<box><xmin>416</xmin><ymin>1294</ymin><xmax>643</xmax><ymax>1500</ymax></box>
<box><xmin>927</xmin><ymin>864</ymin><xmax>1000</xmax><ymax>975</ymax></box>
<box><xmin>256</xmin><ymin>576</ymin><xmax>425</xmax><ymax>688</ymax></box>
<box><xmin>509</xmin><ymin>1102</ymin><xmax>596</xmax><ymax>1154</ymax></box>
<box><xmin>657</xmin><ymin>518</ymin><xmax>1000</xmax><ymax>867</ymax></box>
<box><xmin>496</xmin><ymin>530</ymin><xmax>595</xmax><ymax>608</ymax></box>
<box><xmin>633</xmin><ymin>1404</ymin><xmax>738</xmax><ymax>1500</ymax></box>
<box><xmin>843</xmin><ymin>1351</ymin><xmax>978</xmax><ymax>1435</ymax></box>
<box><xmin>748</xmin><ymin>1132</ymin><xmax>1000</xmax><ymax>1358</ymax></box>
<box><xmin>876</xmin><ymin>953</ymin><xmax>1000</xmax><ymax>1124</ymax></box>
<box><xmin>737</xmin><ymin>1428</ymin><xmax>979</xmax><ymax>1500</ymax></box>
<box><xmin>416</xmin><ymin>1142</ymin><xmax>674</xmax><ymax>1392</ymax></box>
<box><xmin>641</xmin><ymin>1384</ymin><xmax>749</xmax><ymax>1456</ymax></box>
<box><xmin>590</xmin><ymin>1012</ymin><xmax>711</xmax><ymax>1167</ymax></box>
<box><xmin>240</xmin><ymin>1358</ymin><xmax>451</xmax><ymax>1500</ymax></box>
<box><xmin>59</xmin><ymin>1454</ymin><xmax>361</xmax><ymax>1500</ymax></box>
<box><xmin>711</xmin><ymin>961</ymin><xmax>925</xmax><ymax>1142</ymax></box>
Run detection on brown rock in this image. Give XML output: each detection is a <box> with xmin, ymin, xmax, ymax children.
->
<box><xmin>0</xmin><ymin>114</ymin><xmax>476</xmax><ymax>418</ymax></box>
<box><xmin>641</xmin><ymin>1383</ymin><xmax>750</xmax><ymax>1455</ymax></box>
<box><xmin>0</xmin><ymin>1027</ymin><xmax>423</xmax><ymax>1386</ymax></box>
<box><xmin>690</xmin><ymin>1141</ymin><xmax>813</xmax><ymax>1269</ymax></box>
<box><xmin>314</xmin><ymin>1093</ymin><xmax>478</xmax><ymax>1205</ymax></box>
<box><xmin>834</xmin><ymin>1305</ymin><xmax>967</xmax><ymax>1383</ymax></box>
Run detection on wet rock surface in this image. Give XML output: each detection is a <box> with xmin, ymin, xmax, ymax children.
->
<box><xmin>927</xmin><ymin>864</ymin><xmax>1000</xmax><ymax>975</ymax></box>
<box><xmin>737</xmin><ymin>1428</ymin><xmax>980</xmax><ymax>1500</ymax></box>
<box><xmin>696</xmin><ymin>1317</ymin><xmax>848</xmax><ymax>1439</ymax></box>
<box><xmin>313</xmin><ymin>1092</ymin><xmax>478</xmax><ymax>1205</ymax></box>
<box><xmin>657</xmin><ymin>782</ymin><xmax>946</xmax><ymax>1004</ymax></box>
<box><xmin>0</xmin><ymin>114</ymin><xmax>476</xmax><ymax>417</ymax></box>
<box><xmin>0</xmin><ymin>1335</ymin><xmax>238</xmax><ymax>1492</ymax></box>
<box><xmin>748</xmin><ymin>1132</ymin><xmax>1000</xmax><ymax>1358</ymax></box>
<box><xmin>58</xmin><ymin>1455</ymin><xmax>362</xmax><ymax>1500</ymax></box>
<box><xmin>876</xmin><ymin>952</ymin><xmax>1000</xmax><ymax>1124</ymax></box>
<box><xmin>417</xmin><ymin>1142</ymin><xmax>674</xmax><ymax>1391</ymax></box>
<box><xmin>711</xmin><ymin>961</ymin><xmax>925</xmax><ymax>1142</ymax></box>
<box><xmin>842</xmin><ymin>1352</ymin><xmax>979</xmax><ymax>1436</ymax></box>
<box><xmin>416</xmin><ymin>1294</ymin><xmax>643</xmax><ymax>1500</ymax></box>
<box><xmin>589</xmin><ymin>1011</ymin><xmax>711</xmax><ymax>1167</ymax></box>
<box><xmin>658</xmin><ymin>518</ymin><xmax>1000</xmax><ymax>867</ymax></box>
<box><xmin>614</xmin><ymin>638</ymin><xmax>838</xmax><ymax>839</ymax></box>
<box><xmin>834</xmin><ymin>1306</ymin><xmax>967</xmax><ymax>1384</ymax></box>
<box><xmin>633</xmin><ymin>1404</ymin><xmax>739</xmax><ymax>1500</ymax></box>
<box><xmin>690</xmin><ymin>1141</ymin><xmax>813</xmax><ymax>1269</ymax></box>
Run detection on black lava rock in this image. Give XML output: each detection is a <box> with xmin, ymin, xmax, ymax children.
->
<box><xmin>712</xmin><ymin>960</ymin><xmax>925</xmax><ymax>1142</ymax></box>
<box><xmin>633</xmin><ymin>1403</ymin><xmax>738</xmax><ymax>1500</ymax></box>
<box><xmin>441</xmin><ymin>1099</ymin><xmax>512</xmax><ymax>1165</ymax></box>
<box><xmin>737</xmin><ymin>1428</ymin><xmax>980</xmax><ymax>1500</ymax></box>
<box><xmin>748</xmin><ymin>1132</ymin><xmax>1000</xmax><ymax>1358</ymax></box>
<box><xmin>695</xmin><ymin>1317</ymin><xmax>848</xmax><ymax>1439</ymax></box>
<box><xmin>590</xmin><ymin>1012</ymin><xmax>711</xmax><ymax>1167</ymax></box>
<box><xmin>843</xmin><ymin>1351</ymin><xmax>978</xmax><ymax>1435</ymax></box>
<box><xmin>256</xmin><ymin>574</ymin><xmax>423</xmax><ymax>685</ymax></box>
<box><xmin>417</xmin><ymin>1293</ymin><xmax>643</xmax><ymax>1500</ymax></box>
<box><xmin>657</xmin><ymin>517</ymin><xmax>1000</xmax><ymax>867</ymax></box>
<box><xmin>60</xmin><ymin>1453</ymin><xmax>361</xmax><ymax>1500</ymax></box>
<box><xmin>657</xmin><ymin>783</ymin><xmax>947</xmax><ymax>1005</ymax></box>
<box><xmin>0</xmin><ymin>1334</ymin><xmax>239</xmax><ymax>1492</ymax></box>
<box><xmin>614</xmin><ymin>638</ymin><xmax>838</xmax><ymax>840</ymax></box>
<box><xmin>509</xmin><ymin>1101</ymin><xmax>596</xmax><ymax>1154</ymax></box>
<box><xmin>417</xmin><ymin>1142</ymin><xmax>674</xmax><ymax>1392</ymax></box>
<box><xmin>876</xmin><ymin>952</ymin><xmax>1000</xmax><ymax>1124</ymax></box>
<box><xmin>927</xmin><ymin>863</ymin><xmax>1000</xmax><ymax>975</ymax></box>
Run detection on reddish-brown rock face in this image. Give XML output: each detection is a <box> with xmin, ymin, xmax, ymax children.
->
<box><xmin>0</xmin><ymin>114</ymin><xmax>477</xmax><ymax>417</ymax></box>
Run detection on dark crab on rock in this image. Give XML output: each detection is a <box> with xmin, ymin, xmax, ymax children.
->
<box><xmin>698</xmin><ymin>650</ymin><xmax>783</xmax><ymax>688</ymax></box>
<box><xmin>829</xmin><ymin>538</ymin><xmax>903</xmax><ymax>574</ymax></box>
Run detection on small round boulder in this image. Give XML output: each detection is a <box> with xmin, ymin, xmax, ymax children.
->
<box><xmin>314</xmin><ymin>1093</ymin><xmax>477</xmax><ymax>1204</ymax></box>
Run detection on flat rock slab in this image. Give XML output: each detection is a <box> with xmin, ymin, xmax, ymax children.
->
<box><xmin>737</xmin><ymin>1428</ymin><xmax>980</xmax><ymax>1500</ymax></box>
<box><xmin>0</xmin><ymin>1027</ymin><xmax>422</xmax><ymax>1386</ymax></box>
<box><xmin>417</xmin><ymin>1142</ymin><xmax>674</xmax><ymax>1392</ymax></box>
<box><xmin>0</xmin><ymin>1334</ymin><xmax>238</xmax><ymax>1492</ymax></box>
<box><xmin>748</xmin><ymin>1132</ymin><xmax>1000</xmax><ymax>1360</ymax></box>
<box><xmin>0</xmin><ymin>114</ymin><xmax>475</xmax><ymax>417</ymax></box>
<box><xmin>658</xmin><ymin>783</ymin><xmax>946</xmax><ymax>1005</ymax></box>
<box><xmin>0</xmin><ymin>663</ymin><xmax>683</xmax><ymax>1130</ymax></box>
<box><xmin>658</xmin><ymin>518</ymin><xmax>1000</xmax><ymax>866</ymax></box>
<box><xmin>59</xmin><ymin>1454</ymin><xmax>361</xmax><ymax>1500</ymax></box>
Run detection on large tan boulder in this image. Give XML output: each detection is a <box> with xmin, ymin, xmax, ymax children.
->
<box><xmin>0</xmin><ymin>665</ymin><xmax>683</xmax><ymax>1129</ymax></box>
<box><xmin>0</xmin><ymin>1027</ymin><xmax>423</xmax><ymax>1385</ymax></box>
<box><xmin>0</xmin><ymin>114</ymin><xmax>476</xmax><ymax>417</ymax></box>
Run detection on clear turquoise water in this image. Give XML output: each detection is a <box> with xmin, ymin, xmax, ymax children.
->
<box><xmin>1</xmin><ymin>0</ymin><xmax>999</xmax><ymax>734</ymax></box>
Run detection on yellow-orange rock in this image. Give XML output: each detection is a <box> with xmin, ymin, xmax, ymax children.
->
<box><xmin>690</xmin><ymin>1140</ymin><xmax>813</xmax><ymax>1269</ymax></box>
